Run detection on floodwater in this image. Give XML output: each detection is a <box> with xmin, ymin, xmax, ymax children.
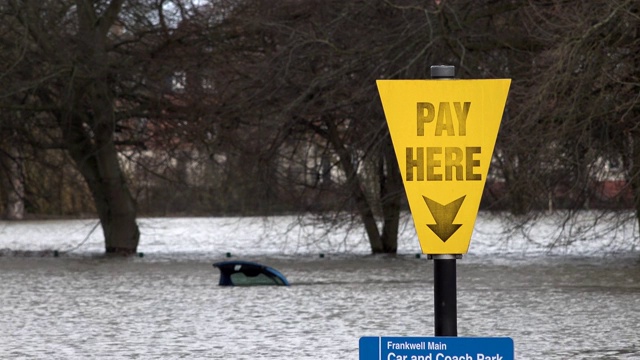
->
<box><xmin>1</xmin><ymin>253</ymin><xmax>639</xmax><ymax>359</ymax></box>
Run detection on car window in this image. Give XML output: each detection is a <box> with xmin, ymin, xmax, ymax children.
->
<box><xmin>230</xmin><ymin>272</ymin><xmax>279</xmax><ymax>286</ymax></box>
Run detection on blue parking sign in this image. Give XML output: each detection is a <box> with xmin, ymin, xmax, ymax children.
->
<box><xmin>360</xmin><ymin>336</ymin><xmax>513</xmax><ymax>360</ymax></box>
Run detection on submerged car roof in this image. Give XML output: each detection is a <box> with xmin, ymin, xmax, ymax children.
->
<box><xmin>213</xmin><ymin>260</ymin><xmax>290</xmax><ymax>286</ymax></box>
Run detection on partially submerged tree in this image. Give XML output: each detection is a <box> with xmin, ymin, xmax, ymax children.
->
<box><xmin>217</xmin><ymin>0</ymin><xmax>548</xmax><ymax>253</ymax></box>
<box><xmin>0</xmin><ymin>0</ymin><xmax>237</xmax><ymax>253</ymax></box>
<box><xmin>216</xmin><ymin>0</ymin><xmax>640</xmax><ymax>251</ymax></box>
<box><xmin>0</xmin><ymin>0</ymin><xmax>141</xmax><ymax>253</ymax></box>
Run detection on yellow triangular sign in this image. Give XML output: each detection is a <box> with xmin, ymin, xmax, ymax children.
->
<box><xmin>377</xmin><ymin>79</ymin><xmax>511</xmax><ymax>254</ymax></box>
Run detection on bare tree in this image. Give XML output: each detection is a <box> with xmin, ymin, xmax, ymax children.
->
<box><xmin>0</xmin><ymin>0</ymin><xmax>239</xmax><ymax>253</ymax></box>
<box><xmin>215</xmin><ymin>0</ymin><xmax>551</xmax><ymax>253</ymax></box>
<box><xmin>510</xmin><ymin>0</ymin><xmax>640</xmax><ymax>235</ymax></box>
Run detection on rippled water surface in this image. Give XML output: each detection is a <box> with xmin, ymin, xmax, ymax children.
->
<box><xmin>1</xmin><ymin>254</ymin><xmax>639</xmax><ymax>359</ymax></box>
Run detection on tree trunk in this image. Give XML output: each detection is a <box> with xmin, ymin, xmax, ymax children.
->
<box><xmin>0</xmin><ymin>144</ymin><xmax>25</xmax><ymax>220</ymax></box>
<box><xmin>60</xmin><ymin>62</ymin><xmax>140</xmax><ymax>254</ymax></box>
<box><xmin>379</xmin><ymin>136</ymin><xmax>402</xmax><ymax>253</ymax></box>
<box><xmin>324</xmin><ymin>120</ymin><xmax>388</xmax><ymax>253</ymax></box>
<box><xmin>65</xmin><ymin>118</ymin><xmax>140</xmax><ymax>255</ymax></box>
<box><xmin>62</xmin><ymin>0</ymin><xmax>138</xmax><ymax>255</ymax></box>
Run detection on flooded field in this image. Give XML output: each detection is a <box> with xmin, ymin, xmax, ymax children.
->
<box><xmin>1</xmin><ymin>214</ymin><xmax>639</xmax><ymax>358</ymax></box>
<box><xmin>1</xmin><ymin>254</ymin><xmax>639</xmax><ymax>359</ymax></box>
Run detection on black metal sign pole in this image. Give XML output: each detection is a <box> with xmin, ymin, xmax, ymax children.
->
<box><xmin>430</xmin><ymin>65</ymin><xmax>458</xmax><ymax>337</ymax></box>
<box><xmin>432</xmin><ymin>253</ymin><xmax>458</xmax><ymax>336</ymax></box>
